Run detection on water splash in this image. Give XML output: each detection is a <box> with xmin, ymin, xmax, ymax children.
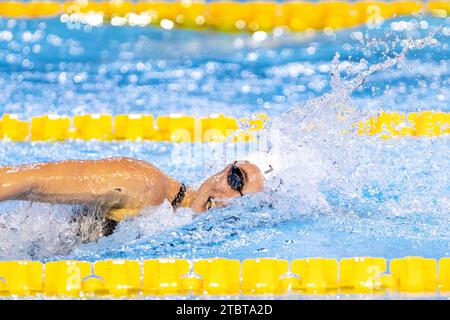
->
<box><xmin>236</xmin><ymin>32</ymin><xmax>450</xmax><ymax>260</ymax></box>
<box><xmin>76</xmin><ymin>30</ymin><xmax>449</xmax><ymax>260</ymax></box>
<box><xmin>0</xmin><ymin>202</ymin><xmax>78</xmax><ymax>259</ymax></box>
<box><xmin>256</xmin><ymin>31</ymin><xmax>446</xmax><ymax>211</ymax></box>
<box><xmin>0</xmin><ymin>200</ymin><xmax>194</xmax><ymax>260</ymax></box>
<box><xmin>70</xmin><ymin>201</ymin><xmax>194</xmax><ymax>261</ymax></box>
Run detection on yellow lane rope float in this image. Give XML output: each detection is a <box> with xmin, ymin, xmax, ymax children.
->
<box><xmin>0</xmin><ymin>113</ymin><xmax>268</xmax><ymax>142</ymax></box>
<box><xmin>0</xmin><ymin>111</ymin><xmax>448</xmax><ymax>142</ymax></box>
<box><xmin>357</xmin><ymin>111</ymin><xmax>450</xmax><ymax>139</ymax></box>
<box><xmin>0</xmin><ymin>256</ymin><xmax>449</xmax><ymax>297</ymax></box>
<box><xmin>0</xmin><ymin>1</ymin><xmax>448</xmax><ymax>32</ymax></box>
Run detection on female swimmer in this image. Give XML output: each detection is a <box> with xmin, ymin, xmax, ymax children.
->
<box><xmin>0</xmin><ymin>157</ymin><xmax>264</xmax><ymax>238</ymax></box>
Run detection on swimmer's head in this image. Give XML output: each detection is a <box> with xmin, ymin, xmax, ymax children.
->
<box><xmin>190</xmin><ymin>160</ymin><xmax>264</xmax><ymax>213</ymax></box>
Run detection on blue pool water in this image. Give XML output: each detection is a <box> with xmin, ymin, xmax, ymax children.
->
<box><xmin>0</xmin><ymin>14</ymin><xmax>448</xmax><ymax>262</ymax></box>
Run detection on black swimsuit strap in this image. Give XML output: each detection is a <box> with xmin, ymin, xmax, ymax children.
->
<box><xmin>171</xmin><ymin>183</ymin><xmax>187</xmax><ymax>209</ymax></box>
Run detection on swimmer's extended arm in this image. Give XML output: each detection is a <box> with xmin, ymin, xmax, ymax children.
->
<box><xmin>0</xmin><ymin>157</ymin><xmax>264</xmax><ymax>220</ymax></box>
<box><xmin>0</xmin><ymin>157</ymin><xmax>193</xmax><ymax>221</ymax></box>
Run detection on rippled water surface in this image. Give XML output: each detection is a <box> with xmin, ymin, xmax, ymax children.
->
<box><xmin>0</xmin><ymin>14</ymin><xmax>448</xmax><ymax>261</ymax></box>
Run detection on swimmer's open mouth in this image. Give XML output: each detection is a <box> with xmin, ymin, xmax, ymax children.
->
<box><xmin>206</xmin><ymin>197</ymin><xmax>230</xmax><ymax>211</ymax></box>
<box><xmin>206</xmin><ymin>197</ymin><xmax>214</xmax><ymax>210</ymax></box>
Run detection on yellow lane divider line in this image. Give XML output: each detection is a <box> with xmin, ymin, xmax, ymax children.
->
<box><xmin>0</xmin><ymin>1</ymin><xmax>448</xmax><ymax>32</ymax></box>
<box><xmin>0</xmin><ymin>113</ymin><xmax>267</xmax><ymax>142</ymax></box>
<box><xmin>1</xmin><ymin>257</ymin><xmax>450</xmax><ymax>296</ymax></box>
<box><xmin>357</xmin><ymin>111</ymin><xmax>450</xmax><ymax>139</ymax></box>
<box><xmin>0</xmin><ymin>111</ymin><xmax>448</xmax><ymax>142</ymax></box>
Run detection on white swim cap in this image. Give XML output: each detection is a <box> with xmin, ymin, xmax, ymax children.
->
<box><xmin>242</xmin><ymin>151</ymin><xmax>282</xmax><ymax>179</ymax></box>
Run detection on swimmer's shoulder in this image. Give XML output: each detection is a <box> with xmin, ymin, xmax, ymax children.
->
<box><xmin>102</xmin><ymin>157</ymin><xmax>164</xmax><ymax>175</ymax></box>
<box><xmin>101</xmin><ymin>156</ymin><xmax>148</xmax><ymax>166</ymax></box>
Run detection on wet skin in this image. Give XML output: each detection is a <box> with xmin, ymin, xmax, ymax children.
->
<box><xmin>0</xmin><ymin>157</ymin><xmax>264</xmax><ymax>221</ymax></box>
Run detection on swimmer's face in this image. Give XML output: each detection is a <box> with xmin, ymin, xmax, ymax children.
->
<box><xmin>191</xmin><ymin>161</ymin><xmax>264</xmax><ymax>213</ymax></box>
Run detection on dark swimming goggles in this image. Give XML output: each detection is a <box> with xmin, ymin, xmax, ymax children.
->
<box><xmin>227</xmin><ymin>161</ymin><xmax>245</xmax><ymax>196</ymax></box>
<box><xmin>206</xmin><ymin>162</ymin><xmax>246</xmax><ymax>210</ymax></box>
